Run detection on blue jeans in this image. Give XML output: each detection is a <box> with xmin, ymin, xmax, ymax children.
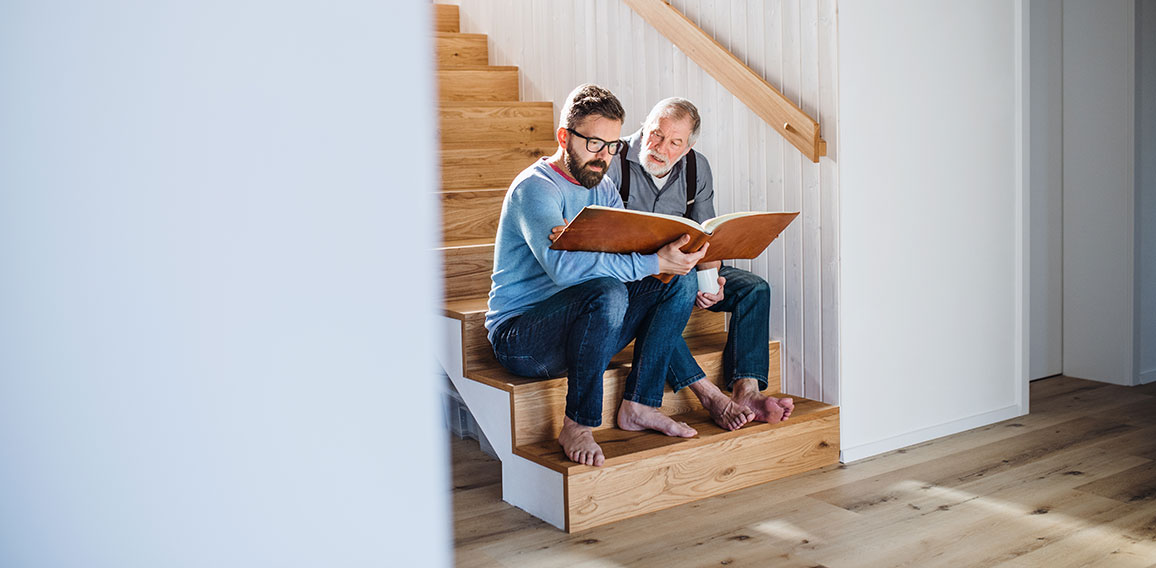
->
<box><xmin>666</xmin><ymin>266</ymin><xmax>771</xmax><ymax>391</ymax></box>
<box><xmin>490</xmin><ymin>275</ymin><xmax>698</xmax><ymax>427</ymax></box>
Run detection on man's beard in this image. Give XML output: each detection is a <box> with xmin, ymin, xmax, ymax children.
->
<box><xmin>640</xmin><ymin>149</ymin><xmax>674</xmax><ymax>177</ymax></box>
<box><xmin>564</xmin><ymin>147</ymin><xmax>609</xmax><ymax>189</ymax></box>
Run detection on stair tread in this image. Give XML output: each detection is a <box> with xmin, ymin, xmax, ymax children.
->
<box><xmin>515</xmin><ymin>398</ymin><xmax>839</xmax><ymax>475</ymax></box>
<box><xmin>439</xmin><ymin>187</ymin><xmax>508</xmax><ymax>194</ymax></box>
<box><xmin>435</xmin><ymin>31</ymin><xmax>487</xmax><ymax>39</ymax></box>
<box><xmin>443</xmin><ymin>296</ymin><xmax>489</xmax><ymax>320</ymax></box>
<box><xmin>466</xmin><ymin>332</ymin><xmax>732</xmax><ymax>392</ymax></box>
<box><xmin>438</xmin><ymin>64</ymin><xmax>519</xmax><ymax>71</ymax></box>
<box><xmin>437</xmin><ymin>238</ymin><xmax>494</xmax><ymax>250</ymax></box>
<box><xmin>439</xmin><ymin>101</ymin><xmax>552</xmax><ymax>109</ymax></box>
<box><xmin>441</xmin><ymin>140</ymin><xmax>557</xmax><ymax>152</ymax></box>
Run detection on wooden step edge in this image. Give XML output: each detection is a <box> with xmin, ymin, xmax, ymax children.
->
<box><xmin>514</xmin><ymin>400</ymin><xmax>839</xmax><ymax>475</ymax></box>
<box><xmin>443</xmin><ymin>297</ymin><xmax>488</xmax><ymax>321</ymax></box>
<box><xmin>442</xmin><ymin>295</ymin><xmax>729</xmax><ymax>321</ymax></box>
<box><xmin>438</xmin><ymin>65</ymin><xmax>519</xmax><ymax>72</ymax></box>
<box><xmin>439</xmin><ymin>101</ymin><xmax>554</xmax><ymax>109</ymax></box>
<box><xmin>436</xmin><ymin>238</ymin><xmax>494</xmax><ymax>251</ymax></box>
<box><xmin>440</xmin><ymin>140</ymin><xmax>558</xmax><ymax>152</ymax></box>
<box><xmin>438</xmin><ymin>187</ymin><xmax>508</xmax><ymax>195</ymax></box>
<box><xmin>465</xmin><ymin>332</ymin><xmax>733</xmax><ymax>392</ymax></box>
<box><xmin>435</xmin><ymin>31</ymin><xmax>487</xmax><ymax>40</ymax></box>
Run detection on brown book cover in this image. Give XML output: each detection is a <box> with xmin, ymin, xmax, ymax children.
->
<box><xmin>549</xmin><ymin>205</ymin><xmax>799</xmax><ymax>263</ymax></box>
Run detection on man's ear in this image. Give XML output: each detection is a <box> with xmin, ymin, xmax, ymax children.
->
<box><xmin>556</xmin><ymin>126</ymin><xmax>568</xmax><ymax>147</ymax></box>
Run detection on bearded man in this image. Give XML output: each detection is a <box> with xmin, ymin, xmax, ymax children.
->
<box><xmin>485</xmin><ymin>84</ymin><xmax>706</xmax><ymax>467</ymax></box>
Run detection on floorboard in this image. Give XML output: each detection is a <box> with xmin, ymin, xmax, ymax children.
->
<box><xmin>449</xmin><ymin>376</ymin><xmax>1156</xmax><ymax>567</ymax></box>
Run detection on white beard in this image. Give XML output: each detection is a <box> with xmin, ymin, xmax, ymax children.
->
<box><xmin>639</xmin><ymin>149</ymin><xmax>674</xmax><ymax>177</ymax></box>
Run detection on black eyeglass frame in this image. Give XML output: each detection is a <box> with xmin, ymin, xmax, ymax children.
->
<box><xmin>565</xmin><ymin>128</ymin><xmax>623</xmax><ymax>155</ymax></box>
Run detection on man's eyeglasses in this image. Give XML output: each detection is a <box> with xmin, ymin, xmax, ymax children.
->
<box><xmin>566</xmin><ymin>128</ymin><xmax>622</xmax><ymax>155</ymax></box>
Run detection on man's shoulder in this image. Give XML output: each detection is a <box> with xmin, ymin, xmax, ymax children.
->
<box><xmin>510</xmin><ymin>159</ymin><xmax>558</xmax><ymax>190</ymax></box>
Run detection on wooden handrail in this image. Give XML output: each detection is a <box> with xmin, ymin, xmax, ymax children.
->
<box><xmin>624</xmin><ymin>0</ymin><xmax>827</xmax><ymax>163</ymax></box>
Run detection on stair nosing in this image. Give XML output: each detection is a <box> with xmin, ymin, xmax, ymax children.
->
<box><xmin>438</xmin><ymin>187</ymin><xmax>508</xmax><ymax>195</ymax></box>
<box><xmin>439</xmin><ymin>100</ymin><xmax>553</xmax><ymax>108</ymax></box>
<box><xmin>438</xmin><ymin>239</ymin><xmax>494</xmax><ymax>251</ymax></box>
<box><xmin>437</xmin><ymin>65</ymin><xmax>518</xmax><ymax>72</ymax></box>
<box><xmin>434</xmin><ymin>31</ymin><xmax>487</xmax><ymax>39</ymax></box>
<box><xmin>440</xmin><ymin>140</ymin><xmax>557</xmax><ymax>152</ymax></box>
<box><xmin>464</xmin><ymin>331</ymin><xmax>735</xmax><ymax>390</ymax></box>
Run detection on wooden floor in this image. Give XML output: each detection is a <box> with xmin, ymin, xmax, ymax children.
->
<box><xmin>450</xmin><ymin>376</ymin><xmax>1156</xmax><ymax>567</ymax></box>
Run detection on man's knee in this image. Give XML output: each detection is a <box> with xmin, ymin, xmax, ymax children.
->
<box><xmin>673</xmin><ymin>272</ymin><xmax>698</xmax><ymax>302</ymax></box>
<box><xmin>752</xmin><ymin>277</ymin><xmax>770</xmax><ymax>301</ymax></box>
<box><xmin>575</xmin><ymin>277</ymin><xmax>629</xmax><ymax>321</ymax></box>
<box><xmin>730</xmin><ymin>270</ymin><xmax>770</xmax><ymax>302</ymax></box>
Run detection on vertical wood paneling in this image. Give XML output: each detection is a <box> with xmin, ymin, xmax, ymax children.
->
<box><xmin>818</xmin><ymin>0</ymin><xmax>841</xmax><ymax>404</ymax></box>
<box><xmin>779</xmin><ymin>0</ymin><xmax>805</xmax><ymax>397</ymax></box>
<box><xmin>763</xmin><ymin>0</ymin><xmax>788</xmax><ymax>354</ymax></box>
<box><xmin>451</xmin><ymin>0</ymin><xmax>840</xmax><ymax>404</ymax></box>
<box><xmin>747</xmin><ymin>0</ymin><xmax>768</xmax><ymax>285</ymax></box>
<box><xmin>800</xmin><ymin>0</ymin><xmax>823</xmax><ymax>400</ymax></box>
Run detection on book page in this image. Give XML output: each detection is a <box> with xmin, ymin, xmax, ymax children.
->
<box><xmin>701</xmin><ymin>211</ymin><xmax>755</xmax><ymax>234</ymax></box>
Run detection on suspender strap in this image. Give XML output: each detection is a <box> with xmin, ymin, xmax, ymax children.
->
<box><xmin>619</xmin><ymin>141</ymin><xmax>697</xmax><ymax>218</ymax></box>
<box><xmin>618</xmin><ymin>139</ymin><xmax>631</xmax><ymax>205</ymax></box>
<box><xmin>684</xmin><ymin>149</ymin><xmax>697</xmax><ymax>218</ymax></box>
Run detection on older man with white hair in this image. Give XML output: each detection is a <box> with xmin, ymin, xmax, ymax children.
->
<box><xmin>608</xmin><ymin>97</ymin><xmax>794</xmax><ymax>431</ymax></box>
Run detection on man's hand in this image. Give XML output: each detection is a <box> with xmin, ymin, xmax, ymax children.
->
<box><xmin>695</xmin><ymin>276</ymin><xmax>726</xmax><ymax>309</ymax></box>
<box><xmin>657</xmin><ymin>235</ymin><xmax>708</xmax><ymax>275</ymax></box>
<box><xmin>548</xmin><ymin>218</ymin><xmax>569</xmax><ymax>243</ymax></box>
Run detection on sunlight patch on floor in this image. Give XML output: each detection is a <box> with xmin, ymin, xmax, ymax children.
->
<box><xmin>751</xmin><ymin>518</ymin><xmax>814</xmax><ymax>542</ymax></box>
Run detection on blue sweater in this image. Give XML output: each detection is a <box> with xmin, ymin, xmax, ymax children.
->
<box><xmin>485</xmin><ymin>158</ymin><xmax>660</xmax><ymax>342</ymax></box>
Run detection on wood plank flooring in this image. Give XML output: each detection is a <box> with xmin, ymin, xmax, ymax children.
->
<box><xmin>449</xmin><ymin>376</ymin><xmax>1156</xmax><ymax>567</ymax></box>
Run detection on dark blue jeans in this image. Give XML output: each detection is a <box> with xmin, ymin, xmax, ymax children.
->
<box><xmin>666</xmin><ymin>266</ymin><xmax>771</xmax><ymax>391</ymax></box>
<box><xmin>490</xmin><ymin>275</ymin><xmax>697</xmax><ymax>427</ymax></box>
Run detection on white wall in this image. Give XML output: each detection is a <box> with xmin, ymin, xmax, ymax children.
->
<box><xmin>449</xmin><ymin>0</ymin><xmax>842</xmax><ymax>404</ymax></box>
<box><xmin>1062</xmin><ymin>0</ymin><xmax>1137</xmax><ymax>386</ymax></box>
<box><xmin>1140</xmin><ymin>0</ymin><xmax>1156</xmax><ymax>384</ymax></box>
<box><xmin>0</xmin><ymin>1</ymin><xmax>450</xmax><ymax>566</ymax></box>
<box><xmin>838</xmin><ymin>0</ymin><xmax>1027</xmax><ymax>461</ymax></box>
<box><xmin>1029</xmin><ymin>0</ymin><xmax>1065</xmax><ymax>380</ymax></box>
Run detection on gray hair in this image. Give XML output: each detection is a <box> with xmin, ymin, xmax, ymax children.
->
<box><xmin>643</xmin><ymin>97</ymin><xmax>701</xmax><ymax>146</ymax></box>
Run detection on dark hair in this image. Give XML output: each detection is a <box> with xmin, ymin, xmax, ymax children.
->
<box><xmin>559</xmin><ymin>84</ymin><xmax>625</xmax><ymax>129</ymax></box>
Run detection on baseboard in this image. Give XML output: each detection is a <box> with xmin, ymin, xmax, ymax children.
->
<box><xmin>839</xmin><ymin>403</ymin><xmax>1025</xmax><ymax>463</ymax></box>
<box><xmin>1142</xmin><ymin>370</ymin><xmax>1156</xmax><ymax>385</ymax></box>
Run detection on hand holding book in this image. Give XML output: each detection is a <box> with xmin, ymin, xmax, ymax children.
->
<box><xmin>655</xmin><ymin>235</ymin><xmax>708</xmax><ymax>276</ymax></box>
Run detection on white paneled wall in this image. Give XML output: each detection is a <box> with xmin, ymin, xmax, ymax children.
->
<box><xmin>448</xmin><ymin>0</ymin><xmax>840</xmax><ymax>404</ymax></box>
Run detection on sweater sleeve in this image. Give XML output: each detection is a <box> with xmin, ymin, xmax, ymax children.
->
<box><xmin>508</xmin><ymin>180</ymin><xmax>659</xmax><ymax>286</ymax></box>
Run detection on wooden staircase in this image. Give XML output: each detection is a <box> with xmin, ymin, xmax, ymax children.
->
<box><xmin>433</xmin><ymin>3</ymin><xmax>839</xmax><ymax>533</ymax></box>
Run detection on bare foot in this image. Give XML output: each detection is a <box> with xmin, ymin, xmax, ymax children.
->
<box><xmin>559</xmin><ymin>417</ymin><xmax>605</xmax><ymax>466</ymax></box>
<box><xmin>688</xmin><ymin>378</ymin><xmax>754</xmax><ymax>431</ymax></box>
<box><xmin>617</xmin><ymin>400</ymin><xmax>697</xmax><ymax>437</ymax></box>
<box><xmin>732</xmin><ymin>379</ymin><xmax>794</xmax><ymax>423</ymax></box>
